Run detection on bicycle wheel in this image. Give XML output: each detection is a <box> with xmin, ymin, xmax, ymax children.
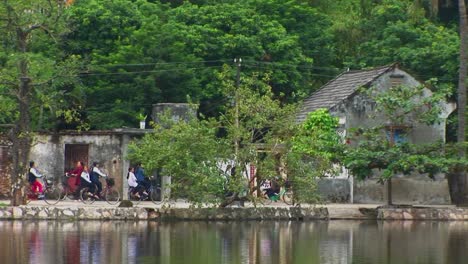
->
<box><xmin>44</xmin><ymin>186</ymin><xmax>61</xmax><ymax>205</ymax></box>
<box><xmin>62</xmin><ymin>188</ymin><xmax>76</xmax><ymax>200</ymax></box>
<box><xmin>150</xmin><ymin>187</ymin><xmax>164</xmax><ymax>204</ymax></box>
<box><xmin>261</xmin><ymin>196</ymin><xmax>273</xmax><ymax>205</ymax></box>
<box><xmin>80</xmin><ymin>187</ymin><xmax>96</xmax><ymax>204</ymax></box>
<box><xmin>128</xmin><ymin>189</ymin><xmax>142</xmax><ymax>205</ymax></box>
<box><xmin>105</xmin><ymin>188</ymin><xmax>120</xmax><ymax>205</ymax></box>
<box><xmin>282</xmin><ymin>191</ymin><xmax>294</xmax><ymax>205</ymax></box>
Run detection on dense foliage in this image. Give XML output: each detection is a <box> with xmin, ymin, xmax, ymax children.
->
<box><xmin>14</xmin><ymin>0</ymin><xmax>456</xmax><ymax>135</ymax></box>
<box><xmin>128</xmin><ymin>69</ymin><xmax>343</xmax><ymax>205</ymax></box>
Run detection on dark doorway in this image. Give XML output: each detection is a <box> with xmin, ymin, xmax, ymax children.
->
<box><xmin>64</xmin><ymin>144</ymin><xmax>89</xmax><ymax>172</ymax></box>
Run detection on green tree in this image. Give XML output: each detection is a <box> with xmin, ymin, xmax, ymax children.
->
<box><xmin>288</xmin><ymin>109</ymin><xmax>344</xmax><ymax>202</ymax></box>
<box><xmin>63</xmin><ymin>0</ymin><xmax>333</xmax><ymax>128</ymax></box>
<box><xmin>0</xmin><ymin>1</ymin><xmax>79</xmax><ymax>205</ymax></box>
<box><xmin>129</xmin><ymin>113</ymin><xmax>228</xmax><ymax>204</ymax></box>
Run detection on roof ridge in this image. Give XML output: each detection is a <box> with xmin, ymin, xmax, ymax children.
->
<box><xmin>303</xmin><ymin>63</ymin><xmax>396</xmax><ymax>103</ymax></box>
<box><xmin>297</xmin><ymin>64</ymin><xmax>398</xmax><ymax>121</ymax></box>
<box><xmin>344</xmin><ymin>63</ymin><xmax>396</xmax><ymax>74</ymax></box>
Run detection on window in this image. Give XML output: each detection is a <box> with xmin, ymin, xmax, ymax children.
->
<box><xmin>390</xmin><ymin>74</ymin><xmax>405</xmax><ymax>87</ymax></box>
<box><xmin>386</xmin><ymin>127</ymin><xmax>408</xmax><ymax>145</ymax></box>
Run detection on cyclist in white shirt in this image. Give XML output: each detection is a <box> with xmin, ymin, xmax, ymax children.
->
<box><xmin>79</xmin><ymin>165</ymin><xmax>95</xmax><ymax>194</ymax></box>
<box><xmin>127</xmin><ymin>167</ymin><xmax>147</xmax><ymax>199</ymax></box>
<box><xmin>90</xmin><ymin>161</ymin><xmax>107</xmax><ymax>196</ymax></box>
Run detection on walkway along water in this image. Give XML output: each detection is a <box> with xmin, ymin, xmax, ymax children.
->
<box><xmin>1</xmin><ymin>201</ymin><xmax>468</xmax><ymax>221</ymax></box>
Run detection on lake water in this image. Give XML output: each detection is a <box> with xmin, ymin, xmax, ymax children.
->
<box><xmin>0</xmin><ymin>220</ymin><xmax>467</xmax><ymax>264</ymax></box>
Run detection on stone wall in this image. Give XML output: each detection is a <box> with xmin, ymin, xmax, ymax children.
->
<box><xmin>0</xmin><ymin>206</ymin><xmax>329</xmax><ymax>221</ymax></box>
<box><xmin>378</xmin><ymin>207</ymin><xmax>468</xmax><ymax>220</ymax></box>
<box><xmin>2</xmin><ymin>205</ymin><xmax>468</xmax><ymax>221</ymax></box>
<box><xmin>0</xmin><ymin>206</ymin><xmax>149</xmax><ymax>220</ymax></box>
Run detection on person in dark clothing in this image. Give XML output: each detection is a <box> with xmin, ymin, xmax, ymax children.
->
<box><xmin>264</xmin><ymin>179</ymin><xmax>280</xmax><ymax>198</ymax></box>
<box><xmin>90</xmin><ymin>161</ymin><xmax>107</xmax><ymax>196</ymax></box>
<box><xmin>135</xmin><ymin>163</ymin><xmax>150</xmax><ymax>191</ymax></box>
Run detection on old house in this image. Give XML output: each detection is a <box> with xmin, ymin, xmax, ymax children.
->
<box><xmin>298</xmin><ymin>64</ymin><xmax>456</xmax><ymax>204</ymax></box>
<box><xmin>0</xmin><ymin>103</ymin><xmax>193</xmax><ymax>200</ymax></box>
<box><xmin>0</xmin><ymin>129</ymin><xmax>147</xmax><ymax>200</ymax></box>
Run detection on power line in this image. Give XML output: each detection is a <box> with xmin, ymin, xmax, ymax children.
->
<box><xmin>70</xmin><ymin>58</ymin><xmax>457</xmax><ymax>82</ymax></box>
<box><xmin>242</xmin><ymin>63</ymin><xmax>338</xmax><ymax>78</ymax></box>
<box><xmin>90</xmin><ymin>59</ymin><xmax>232</xmax><ymax>68</ymax></box>
<box><xmin>78</xmin><ymin>65</ymin><xmax>225</xmax><ymax>77</ymax></box>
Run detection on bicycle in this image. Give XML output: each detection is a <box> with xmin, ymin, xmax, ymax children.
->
<box><xmin>60</xmin><ymin>173</ymin><xmax>78</xmax><ymax>200</ymax></box>
<box><xmin>257</xmin><ymin>178</ymin><xmax>294</xmax><ymax>205</ymax></box>
<box><xmin>147</xmin><ymin>176</ymin><xmax>166</xmax><ymax>204</ymax></box>
<box><xmin>280</xmin><ymin>186</ymin><xmax>294</xmax><ymax>205</ymax></box>
<box><xmin>127</xmin><ymin>186</ymin><xmax>148</xmax><ymax>205</ymax></box>
<box><xmin>26</xmin><ymin>176</ymin><xmax>62</xmax><ymax>205</ymax></box>
<box><xmin>80</xmin><ymin>177</ymin><xmax>121</xmax><ymax>205</ymax></box>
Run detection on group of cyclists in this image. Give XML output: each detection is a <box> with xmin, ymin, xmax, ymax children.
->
<box><xmin>28</xmin><ymin>160</ymin><xmax>110</xmax><ymax>200</ymax></box>
<box><xmin>27</xmin><ymin>159</ymin><xmax>155</xmax><ymax>202</ymax></box>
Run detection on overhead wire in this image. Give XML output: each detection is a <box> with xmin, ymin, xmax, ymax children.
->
<box><xmin>74</xmin><ymin>59</ymin><xmax>457</xmax><ymax>82</ymax></box>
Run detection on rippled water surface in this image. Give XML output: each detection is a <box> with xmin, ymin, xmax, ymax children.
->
<box><xmin>1</xmin><ymin>220</ymin><xmax>467</xmax><ymax>264</ymax></box>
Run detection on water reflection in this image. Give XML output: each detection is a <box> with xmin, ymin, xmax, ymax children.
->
<box><xmin>0</xmin><ymin>220</ymin><xmax>467</xmax><ymax>264</ymax></box>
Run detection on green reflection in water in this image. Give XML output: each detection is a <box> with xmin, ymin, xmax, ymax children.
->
<box><xmin>0</xmin><ymin>220</ymin><xmax>467</xmax><ymax>264</ymax></box>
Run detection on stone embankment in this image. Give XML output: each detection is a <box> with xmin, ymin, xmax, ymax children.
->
<box><xmin>0</xmin><ymin>206</ymin><xmax>329</xmax><ymax>221</ymax></box>
<box><xmin>377</xmin><ymin>206</ymin><xmax>468</xmax><ymax>220</ymax></box>
<box><xmin>0</xmin><ymin>204</ymin><xmax>467</xmax><ymax>221</ymax></box>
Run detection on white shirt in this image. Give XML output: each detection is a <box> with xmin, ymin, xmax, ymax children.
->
<box><xmin>127</xmin><ymin>172</ymin><xmax>138</xmax><ymax>188</ymax></box>
<box><xmin>92</xmin><ymin>167</ymin><xmax>107</xmax><ymax>178</ymax></box>
<box><xmin>29</xmin><ymin>167</ymin><xmax>43</xmax><ymax>178</ymax></box>
<box><xmin>81</xmin><ymin>171</ymin><xmax>91</xmax><ymax>183</ymax></box>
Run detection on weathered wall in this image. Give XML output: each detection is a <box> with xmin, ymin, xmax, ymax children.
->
<box><xmin>152</xmin><ymin>103</ymin><xmax>197</xmax><ymax>123</ymax></box>
<box><xmin>316</xmin><ymin>173</ymin><xmax>451</xmax><ymax>205</ymax></box>
<box><xmin>353</xmin><ymin>175</ymin><xmax>451</xmax><ymax>204</ymax></box>
<box><xmin>317</xmin><ymin>178</ymin><xmax>350</xmax><ymax>203</ymax></box>
<box><xmin>0</xmin><ymin>130</ymin><xmax>148</xmax><ymax>199</ymax></box>
<box><xmin>30</xmin><ymin>133</ymin><xmax>124</xmax><ymax>195</ymax></box>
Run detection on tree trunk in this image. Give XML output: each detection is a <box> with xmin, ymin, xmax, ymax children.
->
<box><xmin>10</xmin><ymin>31</ymin><xmax>33</xmax><ymax>206</ymax></box>
<box><xmin>449</xmin><ymin>0</ymin><xmax>468</xmax><ymax>205</ymax></box>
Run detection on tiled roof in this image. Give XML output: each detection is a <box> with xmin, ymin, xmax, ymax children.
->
<box><xmin>297</xmin><ymin>64</ymin><xmax>395</xmax><ymax>122</ymax></box>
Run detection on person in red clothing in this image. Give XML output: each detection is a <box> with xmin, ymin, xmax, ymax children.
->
<box><xmin>28</xmin><ymin>161</ymin><xmax>44</xmax><ymax>198</ymax></box>
<box><xmin>68</xmin><ymin>161</ymin><xmax>84</xmax><ymax>194</ymax></box>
